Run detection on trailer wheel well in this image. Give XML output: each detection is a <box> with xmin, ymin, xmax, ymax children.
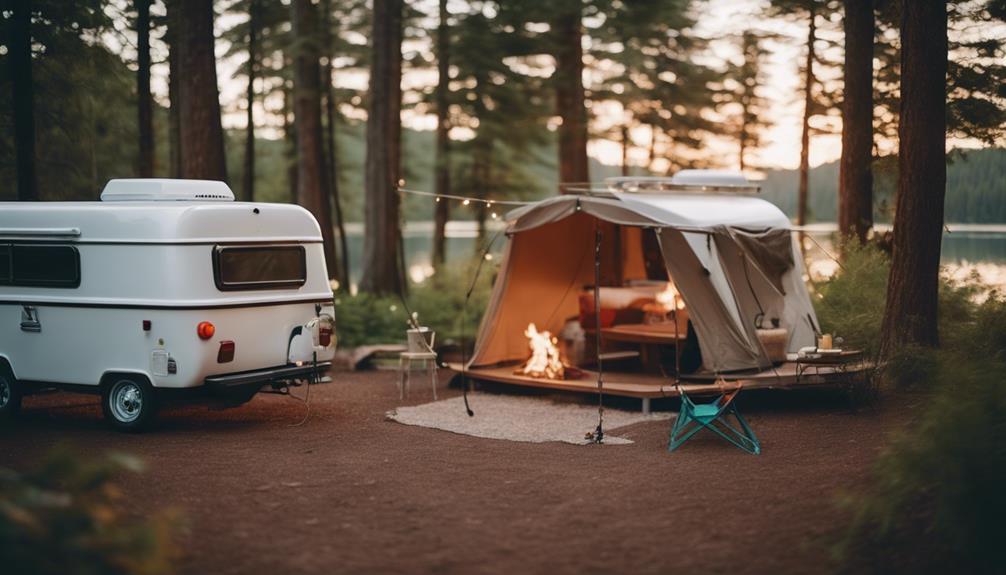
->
<box><xmin>0</xmin><ymin>357</ymin><xmax>14</xmax><ymax>380</ymax></box>
<box><xmin>99</xmin><ymin>371</ymin><xmax>153</xmax><ymax>391</ymax></box>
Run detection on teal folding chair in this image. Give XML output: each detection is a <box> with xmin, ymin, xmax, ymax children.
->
<box><xmin>668</xmin><ymin>381</ymin><xmax>760</xmax><ymax>455</ymax></box>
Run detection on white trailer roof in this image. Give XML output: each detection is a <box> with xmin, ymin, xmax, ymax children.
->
<box><xmin>0</xmin><ymin>202</ymin><xmax>323</xmax><ymax>243</ymax></box>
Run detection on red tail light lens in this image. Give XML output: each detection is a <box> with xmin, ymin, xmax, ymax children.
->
<box><xmin>217</xmin><ymin>340</ymin><xmax>235</xmax><ymax>363</ymax></box>
<box><xmin>197</xmin><ymin>321</ymin><xmax>215</xmax><ymax>340</ymax></box>
<box><xmin>319</xmin><ymin>325</ymin><xmax>332</xmax><ymax>348</ymax></box>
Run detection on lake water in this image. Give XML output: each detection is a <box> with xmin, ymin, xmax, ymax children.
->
<box><xmin>340</xmin><ymin>222</ymin><xmax>1006</xmax><ymax>292</ymax></box>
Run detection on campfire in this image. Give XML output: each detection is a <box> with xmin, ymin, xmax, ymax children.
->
<box><xmin>517</xmin><ymin>323</ymin><xmax>580</xmax><ymax>380</ymax></box>
<box><xmin>655</xmin><ymin>282</ymin><xmax>685</xmax><ymax>311</ymax></box>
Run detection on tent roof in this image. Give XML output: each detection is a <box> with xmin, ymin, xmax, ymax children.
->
<box><xmin>505</xmin><ymin>192</ymin><xmax>792</xmax><ymax>233</ymax></box>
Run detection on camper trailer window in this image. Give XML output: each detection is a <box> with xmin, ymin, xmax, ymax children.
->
<box><xmin>0</xmin><ymin>245</ymin><xmax>9</xmax><ymax>283</ymax></box>
<box><xmin>10</xmin><ymin>245</ymin><xmax>81</xmax><ymax>288</ymax></box>
<box><xmin>213</xmin><ymin>245</ymin><xmax>307</xmax><ymax>291</ymax></box>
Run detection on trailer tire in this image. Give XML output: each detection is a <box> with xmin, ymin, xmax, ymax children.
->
<box><xmin>0</xmin><ymin>366</ymin><xmax>22</xmax><ymax>418</ymax></box>
<box><xmin>102</xmin><ymin>375</ymin><xmax>158</xmax><ymax>432</ymax></box>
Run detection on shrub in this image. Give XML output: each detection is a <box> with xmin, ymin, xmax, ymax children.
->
<box><xmin>814</xmin><ymin>240</ymin><xmax>891</xmax><ymax>359</ymax></box>
<box><xmin>0</xmin><ymin>447</ymin><xmax>179</xmax><ymax>575</ymax></box>
<box><xmin>334</xmin><ymin>256</ymin><xmax>498</xmax><ymax>349</ymax></box>
<box><xmin>835</xmin><ymin>295</ymin><xmax>1006</xmax><ymax>574</ymax></box>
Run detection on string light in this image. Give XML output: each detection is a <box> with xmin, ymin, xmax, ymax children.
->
<box><xmin>396</xmin><ymin>187</ymin><xmax>533</xmax><ymax>207</ymax></box>
<box><xmin>491</xmin><ymin>212</ymin><xmax>498</xmax><ymax>219</ymax></box>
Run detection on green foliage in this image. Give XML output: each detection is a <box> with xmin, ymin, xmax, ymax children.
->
<box><xmin>834</xmin><ymin>297</ymin><xmax>1006</xmax><ymax>575</ymax></box>
<box><xmin>814</xmin><ymin>240</ymin><xmax>891</xmax><ymax>359</ymax></box>
<box><xmin>0</xmin><ymin>447</ymin><xmax>179</xmax><ymax>575</ymax></box>
<box><xmin>334</xmin><ymin>255</ymin><xmax>497</xmax><ymax>348</ymax></box>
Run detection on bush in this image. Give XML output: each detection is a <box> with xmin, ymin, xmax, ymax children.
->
<box><xmin>835</xmin><ymin>295</ymin><xmax>1006</xmax><ymax>574</ymax></box>
<box><xmin>814</xmin><ymin>240</ymin><xmax>891</xmax><ymax>359</ymax></box>
<box><xmin>0</xmin><ymin>447</ymin><xmax>179</xmax><ymax>575</ymax></box>
<box><xmin>334</xmin><ymin>256</ymin><xmax>497</xmax><ymax>348</ymax></box>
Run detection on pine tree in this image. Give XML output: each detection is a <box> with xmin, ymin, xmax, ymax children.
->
<box><xmin>880</xmin><ymin>0</ymin><xmax>948</xmax><ymax>353</ymax></box>
<box><xmin>172</xmin><ymin>0</ymin><xmax>227</xmax><ymax>181</ymax></box>
<box><xmin>838</xmin><ymin>0</ymin><xmax>874</xmax><ymax>243</ymax></box>
<box><xmin>360</xmin><ymin>0</ymin><xmax>404</xmax><ymax>295</ymax></box>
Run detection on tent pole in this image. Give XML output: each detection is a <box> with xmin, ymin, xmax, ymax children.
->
<box><xmin>592</xmin><ymin>225</ymin><xmax>604</xmax><ymax>443</ymax></box>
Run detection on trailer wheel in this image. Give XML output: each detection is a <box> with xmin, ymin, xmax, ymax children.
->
<box><xmin>0</xmin><ymin>367</ymin><xmax>22</xmax><ymax>418</ymax></box>
<box><xmin>102</xmin><ymin>376</ymin><xmax>158</xmax><ymax>432</ymax></box>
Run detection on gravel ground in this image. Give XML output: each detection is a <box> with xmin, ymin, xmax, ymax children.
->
<box><xmin>0</xmin><ymin>369</ymin><xmax>905</xmax><ymax>575</ymax></box>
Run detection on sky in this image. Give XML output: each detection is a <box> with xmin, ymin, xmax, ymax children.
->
<box><xmin>125</xmin><ymin>0</ymin><xmax>998</xmax><ymax>175</ymax></box>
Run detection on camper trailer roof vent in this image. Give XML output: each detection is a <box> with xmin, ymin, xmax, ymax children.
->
<box><xmin>100</xmin><ymin>179</ymin><xmax>236</xmax><ymax>202</ymax></box>
<box><xmin>605</xmin><ymin>170</ymin><xmax>760</xmax><ymax>194</ymax></box>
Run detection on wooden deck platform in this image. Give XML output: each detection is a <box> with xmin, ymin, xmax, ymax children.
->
<box><xmin>451</xmin><ymin>361</ymin><xmax>871</xmax><ymax>413</ymax></box>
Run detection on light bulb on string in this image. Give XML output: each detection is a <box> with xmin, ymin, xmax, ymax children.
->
<box><xmin>463</xmin><ymin>199</ymin><xmax>470</xmax><ymax>206</ymax></box>
<box><xmin>435</xmin><ymin>197</ymin><xmax>441</xmax><ymax>202</ymax></box>
<box><xmin>491</xmin><ymin>212</ymin><xmax>498</xmax><ymax>219</ymax></box>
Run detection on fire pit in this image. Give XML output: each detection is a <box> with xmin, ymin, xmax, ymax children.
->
<box><xmin>516</xmin><ymin>323</ymin><xmax>583</xmax><ymax>380</ymax></box>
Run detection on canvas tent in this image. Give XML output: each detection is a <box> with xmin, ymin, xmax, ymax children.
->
<box><xmin>468</xmin><ymin>175</ymin><xmax>820</xmax><ymax>374</ymax></box>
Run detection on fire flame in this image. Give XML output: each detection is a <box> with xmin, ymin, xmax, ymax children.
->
<box><xmin>656</xmin><ymin>282</ymin><xmax>686</xmax><ymax>311</ymax></box>
<box><xmin>519</xmin><ymin>323</ymin><xmax>565</xmax><ymax>380</ymax></box>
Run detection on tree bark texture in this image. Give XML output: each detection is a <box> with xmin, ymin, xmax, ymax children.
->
<box><xmin>166</xmin><ymin>1</ymin><xmax>182</xmax><ymax>178</ymax></box>
<box><xmin>136</xmin><ymin>0</ymin><xmax>155</xmax><ymax>178</ymax></box>
<box><xmin>554</xmin><ymin>0</ymin><xmax>589</xmax><ymax>189</ymax></box>
<box><xmin>360</xmin><ymin>0</ymin><xmax>404</xmax><ymax>294</ymax></box>
<box><xmin>243</xmin><ymin>0</ymin><xmax>259</xmax><ymax>201</ymax></box>
<box><xmin>321</xmin><ymin>0</ymin><xmax>350</xmax><ymax>287</ymax></box>
<box><xmin>838</xmin><ymin>0</ymin><xmax>874</xmax><ymax>243</ymax></box>
<box><xmin>797</xmin><ymin>3</ymin><xmax>817</xmax><ymax>226</ymax></box>
<box><xmin>10</xmin><ymin>0</ymin><xmax>37</xmax><ymax>200</ymax></box>
<box><xmin>291</xmin><ymin>0</ymin><xmax>337</xmax><ymax>280</ymax></box>
<box><xmin>432</xmin><ymin>0</ymin><xmax>451</xmax><ymax>268</ymax></box>
<box><xmin>175</xmin><ymin>0</ymin><xmax>227</xmax><ymax>181</ymax></box>
<box><xmin>880</xmin><ymin>0</ymin><xmax>948</xmax><ymax>353</ymax></box>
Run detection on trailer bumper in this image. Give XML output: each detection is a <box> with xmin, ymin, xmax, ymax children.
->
<box><xmin>203</xmin><ymin>362</ymin><xmax>331</xmax><ymax>402</ymax></box>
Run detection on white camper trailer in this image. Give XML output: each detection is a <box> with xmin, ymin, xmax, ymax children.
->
<box><xmin>0</xmin><ymin>179</ymin><xmax>336</xmax><ymax>430</ymax></box>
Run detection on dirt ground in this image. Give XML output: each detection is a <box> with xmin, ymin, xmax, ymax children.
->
<box><xmin>0</xmin><ymin>370</ymin><xmax>905</xmax><ymax>575</ymax></box>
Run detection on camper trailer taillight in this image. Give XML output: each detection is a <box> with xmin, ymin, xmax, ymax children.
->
<box><xmin>142</xmin><ymin>320</ymin><xmax>151</xmax><ymax>331</ymax></box>
<box><xmin>217</xmin><ymin>341</ymin><xmax>235</xmax><ymax>363</ymax></box>
<box><xmin>319</xmin><ymin>324</ymin><xmax>333</xmax><ymax>348</ymax></box>
<box><xmin>197</xmin><ymin>321</ymin><xmax>215</xmax><ymax>340</ymax></box>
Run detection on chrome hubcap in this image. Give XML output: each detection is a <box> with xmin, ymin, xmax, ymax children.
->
<box><xmin>0</xmin><ymin>378</ymin><xmax>9</xmax><ymax>409</ymax></box>
<box><xmin>110</xmin><ymin>381</ymin><xmax>143</xmax><ymax>423</ymax></box>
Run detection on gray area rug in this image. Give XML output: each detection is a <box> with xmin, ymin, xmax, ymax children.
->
<box><xmin>387</xmin><ymin>392</ymin><xmax>672</xmax><ymax>445</ymax></box>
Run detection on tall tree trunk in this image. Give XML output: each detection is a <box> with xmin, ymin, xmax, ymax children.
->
<box><xmin>838</xmin><ymin>0</ymin><xmax>874</xmax><ymax>244</ymax></box>
<box><xmin>321</xmin><ymin>0</ymin><xmax>350</xmax><ymax>287</ymax></box>
<box><xmin>797</xmin><ymin>3</ymin><xmax>817</xmax><ymax>226</ymax></box>
<box><xmin>10</xmin><ymin>0</ymin><xmax>37</xmax><ymax>200</ymax></box>
<box><xmin>553</xmin><ymin>0</ymin><xmax>589</xmax><ymax>190</ymax></box>
<box><xmin>432</xmin><ymin>0</ymin><xmax>451</xmax><ymax>269</ymax></box>
<box><xmin>174</xmin><ymin>0</ymin><xmax>227</xmax><ymax>181</ymax></box>
<box><xmin>738</xmin><ymin>113</ymin><xmax>748</xmax><ymax>172</ymax></box>
<box><xmin>242</xmin><ymin>0</ymin><xmax>259</xmax><ymax>201</ymax></box>
<box><xmin>136</xmin><ymin>0</ymin><xmax>155</xmax><ymax>178</ymax></box>
<box><xmin>166</xmin><ymin>1</ymin><xmax>182</xmax><ymax>178</ymax></box>
<box><xmin>360</xmin><ymin>0</ymin><xmax>404</xmax><ymax>295</ymax></box>
<box><xmin>291</xmin><ymin>0</ymin><xmax>337</xmax><ymax>280</ymax></box>
<box><xmin>282</xmin><ymin>80</ymin><xmax>298</xmax><ymax>202</ymax></box>
<box><xmin>880</xmin><ymin>1</ymin><xmax>948</xmax><ymax>354</ymax></box>
<box><xmin>621</xmin><ymin>124</ymin><xmax>630</xmax><ymax>176</ymax></box>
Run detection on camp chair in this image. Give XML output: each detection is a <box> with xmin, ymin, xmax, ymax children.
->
<box><xmin>398</xmin><ymin>327</ymin><xmax>438</xmax><ymax>400</ymax></box>
<box><xmin>667</xmin><ymin>381</ymin><xmax>760</xmax><ymax>455</ymax></box>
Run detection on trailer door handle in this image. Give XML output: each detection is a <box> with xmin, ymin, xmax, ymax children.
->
<box><xmin>20</xmin><ymin>305</ymin><xmax>41</xmax><ymax>333</ymax></box>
